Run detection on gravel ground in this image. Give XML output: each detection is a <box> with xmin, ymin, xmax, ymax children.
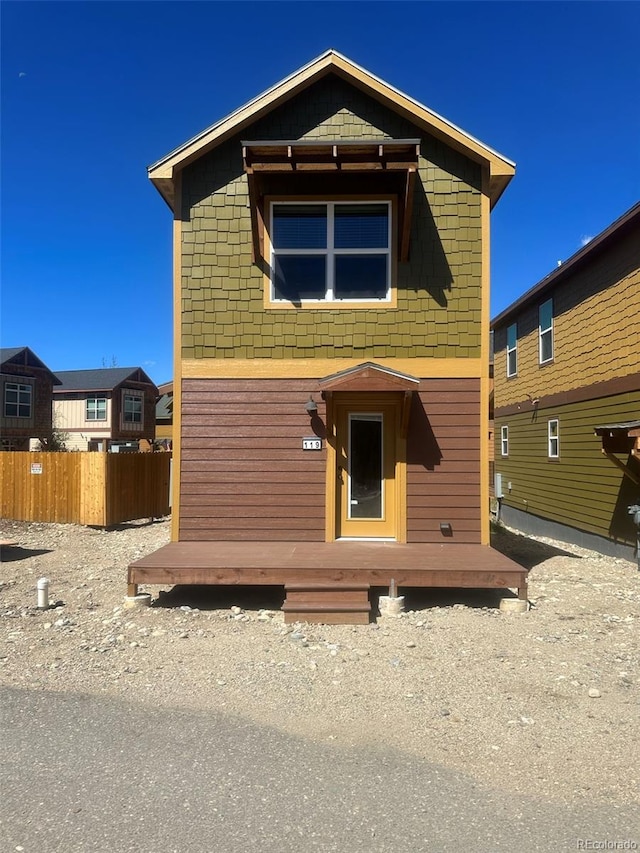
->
<box><xmin>1</xmin><ymin>517</ymin><xmax>638</xmax><ymax>811</ymax></box>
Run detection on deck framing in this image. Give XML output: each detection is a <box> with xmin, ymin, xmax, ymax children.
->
<box><xmin>128</xmin><ymin>540</ymin><xmax>528</xmax><ymax>602</ymax></box>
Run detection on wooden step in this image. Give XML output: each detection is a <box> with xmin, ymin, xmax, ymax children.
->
<box><xmin>283</xmin><ymin>583</ymin><xmax>371</xmax><ymax>625</ymax></box>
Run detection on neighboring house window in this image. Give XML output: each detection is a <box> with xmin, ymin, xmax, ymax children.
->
<box><xmin>4</xmin><ymin>382</ymin><xmax>32</xmax><ymax>418</ymax></box>
<box><xmin>123</xmin><ymin>394</ymin><xmax>143</xmax><ymax>424</ymax></box>
<box><xmin>269</xmin><ymin>201</ymin><xmax>391</xmax><ymax>303</ymax></box>
<box><xmin>501</xmin><ymin>425</ymin><xmax>509</xmax><ymax>457</ymax></box>
<box><xmin>539</xmin><ymin>298</ymin><xmax>554</xmax><ymax>364</ymax></box>
<box><xmin>506</xmin><ymin>324</ymin><xmax>518</xmax><ymax>377</ymax></box>
<box><xmin>548</xmin><ymin>419</ymin><xmax>559</xmax><ymax>458</ymax></box>
<box><xmin>86</xmin><ymin>397</ymin><xmax>107</xmax><ymax>421</ymax></box>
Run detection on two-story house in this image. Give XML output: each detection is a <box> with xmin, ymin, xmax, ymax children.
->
<box><xmin>155</xmin><ymin>381</ymin><xmax>173</xmax><ymax>447</ymax></box>
<box><xmin>492</xmin><ymin>202</ymin><xmax>640</xmax><ymax>561</ymax></box>
<box><xmin>0</xmin><ymin>347</ymin><xmax>61</xmax><ymax>450</ymax></box>
<box><xmin>53</xmin><ymin>367</ymin><xmax>158</xmax><ymax>451</ymax></box>
<box><xmin>129</xmin><ymin>50</ymin><xmax>527</xmax><ymax>621</ymax></box>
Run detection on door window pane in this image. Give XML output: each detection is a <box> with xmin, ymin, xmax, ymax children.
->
<box><xmin>349</xmin><ymin>414</ymin><xmax>383</xmax><ymax>519</ymax></box>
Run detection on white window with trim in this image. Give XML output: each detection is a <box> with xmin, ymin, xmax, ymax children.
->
<box><xmin>500</xmin><ymin>425</ymin><xmax>509</xmax><ymax>457</ymax></box>
<box><xmin>86</xmin><ymin>397</ymin><xmax>107</xmax><ymax>421</ymax></box>
<box><xmin>123</xmin><ymin>393</ymin><xmax>143</xmax><ymax>425</ymax></box>
<box><xmin>269</xmin><ymin>201</ymin><xmax>391</xmax><ymax>303</ymax></box>
<box><xmin>4</xmin><ymin>382</ymin><xmax>32</xmax><ymax>418</ymax></box>
<box><xmin>506</xmin><ymin>323</ymin><xmax>517</xmax><ymax>377</ymax></box>
<box><xmin>539</xmin><ymin>298</ymin><xmax>554</xmax><ymax>364</ymax></box>
<box><xmin>548</xmin><ymin>418</ymin><xmax>559</xmax><ymax>458</ymax></box>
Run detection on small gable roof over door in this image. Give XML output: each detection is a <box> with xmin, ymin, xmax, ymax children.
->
<box><xmin>148</xmin><ymin>50</ymin><xmax>515</xmax><ymax>211</ymax></box>
<box><xmin>319</xmin><ymin>362</ymin><xmax>420</xmax><ymax>393</ymax></box>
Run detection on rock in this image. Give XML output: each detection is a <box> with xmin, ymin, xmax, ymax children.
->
<box><xmin>588</xmin><ymin>688</ymin><xmax>601</xmax><ymax>698</ymax></box>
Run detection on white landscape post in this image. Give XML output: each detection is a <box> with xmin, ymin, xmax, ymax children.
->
<box><xmin>37</xmin><ymin>578</ymin><xmax>50</xmax><ymax>609</ymax></box>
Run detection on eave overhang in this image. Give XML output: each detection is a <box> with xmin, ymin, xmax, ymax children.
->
<box><xmin>148</xmin><ymin>49</ymin><xmax>515</xmax><ymax>212</ymax></box>
<box><xmin>319</xmin><ymin>361</ymin><xmax>420</xmax><ymax>393</ymax></box>
<box><xmin>319</xmin><ymin>361</ymin><xmax>419</xmax><ymax>438</ymax></box>
<box><xmin>492</xmin><ymin>201</ymin><xmax>640</xmax><ymax>330</ymax></box>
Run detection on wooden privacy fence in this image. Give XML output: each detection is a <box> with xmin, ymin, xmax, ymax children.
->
<box><xmin>0</xmin><ymin>452</ymin><xmax>171</xmax><ymax>527</ymax></box>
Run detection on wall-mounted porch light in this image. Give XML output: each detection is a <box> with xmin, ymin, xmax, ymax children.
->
<box><xmin>439</xmin><ymin>522</ymin><xmax>453</xmax><ymax>537</ymax></box>
<box><xmin>304</xmin><ymin>396</ymin><xmax>318</xmax><ymax>416</ymax></box>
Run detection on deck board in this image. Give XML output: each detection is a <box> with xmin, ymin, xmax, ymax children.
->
<box><xmin>129</xmin><ymin>540</ymin><xmax>528</xmax><ymax>597</ymax></box>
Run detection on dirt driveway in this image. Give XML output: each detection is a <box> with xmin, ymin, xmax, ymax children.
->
<box><xmin>1</xmin><ymin>517</ymin><xmax>638</xmax><ymax>811</ymax></box>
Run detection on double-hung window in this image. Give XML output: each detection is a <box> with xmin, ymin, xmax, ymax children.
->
<box><xmin>270</xmin><ymin>201</ymin><xmax>391</xmax><ymax>303</ymax></box>
<box><xmin>539</xmin><ymin>298</ymin><xmax>554</xmax><ymax>364</ymax></box>
<box><xmin>123</xmin><ymin>394</ymin><xmax>142</xmax><ymax>424</ymax></box>
<box><xmin>548</xmin><ymin>419</ymin><xmax>559</xmax><ymax>458</ymax></box>
<box><xmin>86</xmin><ymin>397</ymin><xmax>107</xmax><ymax>421</ymax></box>
<box><xmin>4</xmin><ymin>382</ymin><xmax>32</xmax><ymax>418</ymax></box>
<box><xmin>500</xmin><ymin>425</ymin><xmax>509</xmax><ymax>457</ymax></box>
<box><xmin>506</xmin><ymin>324</ymin><xmax>518</xmax><ymax>377</ymax></box>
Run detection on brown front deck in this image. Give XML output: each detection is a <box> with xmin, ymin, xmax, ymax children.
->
<box><xmin>128</xmin><ymin>540</ymin><xmax>528</xmax><ymax>609</ymax></box>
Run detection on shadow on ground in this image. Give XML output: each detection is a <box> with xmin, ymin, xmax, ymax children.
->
<box><xmin>490</xmin><ymin>522</ymin><xmax>580</xmax><ymax>570</ymax></box>
<box><xmin>382</xmin><ymin>586</ymin><xmax>509</xmax><ymax>611</ymax></box>
<box><xmin>0</xmin><ymin>546</ymin><xmax>53</xmax><ymax>563</ymax></box>
<box><xmin>92</xmin><ymin>517</ymin><xmax>169</xmax><ymax>532</ymax></box>
<box><xmin>153</xmin><ymin>584</ymin><xmax>285</xmax><ymax>612</ymax></box>
<box><xmin>154</xmin><ymin>584</ymin><xmax>513</xmax><ymax>616</ymax></box>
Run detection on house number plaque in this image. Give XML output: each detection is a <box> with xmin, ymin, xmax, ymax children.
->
<box><xmin>302</xmin><ymin>437</ymin><xmax>322</xmax><ymax>451</ymax></box>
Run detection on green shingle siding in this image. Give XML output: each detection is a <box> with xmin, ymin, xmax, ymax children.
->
<box><xmin>181</xmin><ymin>76</ymin><xmax>483</xmax><ymax>361</ymax></box>
<box><xmin>494</xmin><ymin>390</ymin><xmax>640</xmax><ymax>547</ymax></box>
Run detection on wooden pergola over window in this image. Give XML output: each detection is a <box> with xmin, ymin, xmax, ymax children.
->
<box><xmin>594</xmin><ymin>420</ymin><xmax>640</xmax><ymax>485</ymax></box>
<box><xmin>242</xmin><ymin>139</ymin><xmax>420</xmax><ymax>264</ymax></box>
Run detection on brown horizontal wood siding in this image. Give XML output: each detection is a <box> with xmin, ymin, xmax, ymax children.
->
<box><xmin>406</xmin><ymin>378</ymin><xmax>482</xmax><ymax>544</ymax></box>
<box><xmin>180</xmin><ymin>378</ymin><xmax>326</xmax><ymax>541</ymax></box>
<box><xmin>494</xmin><ymin>389</ymin><xmax>640</xmax><ymax>547</ymax></box>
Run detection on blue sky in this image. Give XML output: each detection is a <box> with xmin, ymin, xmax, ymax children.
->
<box><xmin>2</xmin><ymin>1</ymin><xmax>639</xmax><ymax>386</ymax></box>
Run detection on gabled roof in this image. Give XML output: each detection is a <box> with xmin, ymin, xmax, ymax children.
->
<box><xmin>156</xmin><ymin>393</ymin><xmax>173</xmax><ymax>420</ymax></box>
<box><xmin>319</xmin><ymin>361</ymin><xmax>419</xmax><ymax>392</ymax></box>
<box><xmin>0</xmin><ymin>347</ymin><xmax>61</xmax><ymax>384</ymax></box>
<box><xmin>491</xmin><ymin>201</ymin><xmax>640</xmax><ymax>329</ymax></box>
<box><xmin>148</xmin><ymin>49</ymin><xmax>515</xmax><ymax>210</ymax></box>
<box><xmin>53</xmin><ymin>367</ymin><xmax>157</xmax><ymax>394</ymax></box>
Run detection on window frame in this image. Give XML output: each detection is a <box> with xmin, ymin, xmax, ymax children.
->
<box><xmin>500</xmin><ymin>425</ymin><xmax>509</xmax><ymax>457</ymax></box>
<box><xmin>265</xmin><ymin>195</ymin><xmax>397</xmax><ymax>309</ymax></box>
<box><xmin>539</xmin><ymin>298</ymin><xmax>554</xmax><ymax>365</ymax></box>
<box><xmin>4</xmin><ymin>382</ymin><xmax>32</xmax><ymax>418</ymax></box>
<box><xmin>506</xmin><ymin>323</ymin><xmax>518</xmax><ymax>377</ymax></box>
<box><xmin>86</xmin><ymin>397</ymin><xmax>107</xmax><ymax>422</ymax></box>
<box><xmin>123</xmin><ymin>393</ymin><xmax>143</xmax><ymax>425</ymax></box>
<box><xmin>548</xmin><ymin>418</ymin><xmax>559</xmax><ymax>459</ymax></box>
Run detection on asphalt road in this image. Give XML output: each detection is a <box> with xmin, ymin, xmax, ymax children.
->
<box><xmin>2</xmin><ymin>687</ymin><xmax>637</xmax><ymax>853</ymax></box>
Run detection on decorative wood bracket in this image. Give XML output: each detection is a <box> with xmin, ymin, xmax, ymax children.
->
<box><xmin>601</xmin><ymin>449</ymin><xmax>640</xmax><ymax>486</ymax></box>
